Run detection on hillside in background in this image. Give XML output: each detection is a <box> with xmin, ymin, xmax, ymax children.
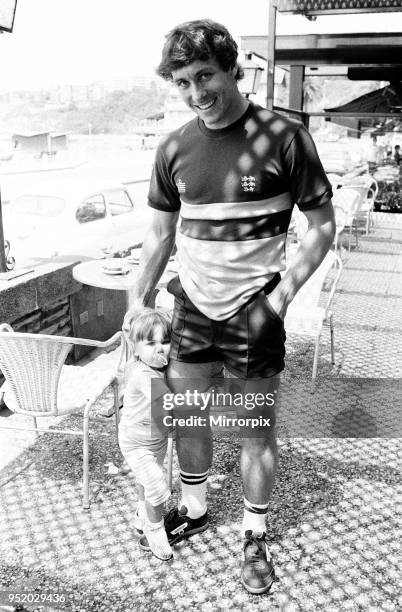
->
<box><xmin>0</xmin><ymin>85</ymin><xmax>168</xmax><ymax>135</ymax></box>
<box><xmin>0</xmin><ymin>77</ymin><xmax>386</xmax><ymax>137</ymax></box>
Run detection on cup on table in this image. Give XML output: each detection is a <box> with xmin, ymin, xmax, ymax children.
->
<box><xmin>102</xmin><ymin>244</ymin><xmax>116</xmax><ymax>259</ymax></box>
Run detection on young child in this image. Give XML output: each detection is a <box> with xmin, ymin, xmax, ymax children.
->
<box><xmin>118</xmin><ymin>308</ymin><xmax>173</xmax><ymax>560</ymax></box>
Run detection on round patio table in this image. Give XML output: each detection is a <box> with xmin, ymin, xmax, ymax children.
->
<box><xmin>72</xmin><ymin>259</ymin><xmax>177</xmax><ymax>308</ymax></box>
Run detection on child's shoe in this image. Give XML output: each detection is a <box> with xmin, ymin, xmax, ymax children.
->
<box><xmin>140</xmin><ymin>520</ymin><xmax>173</xmax><ymax>561</ymax></box>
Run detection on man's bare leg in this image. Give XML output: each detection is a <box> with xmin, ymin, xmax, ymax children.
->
<box><xmin>231</xmin><ymin>373</ymin><xmax>280</xmax><ymax>532</ymax></box>
<box><xmin>240</xmin><ymin>428</ymin><xmax>278</xmax><ymax>504</ymax></box>
<box><xmin>238</xmin><ymin>377</ymin><xmax>279</xmax><ymax>595</ymax></box>
<box><xmin>166</xmin><ymin>360</ymin><xmax>214</xmax><ymax>473</ymax></box>
<box><xmin>165</xmin><ymin>360</ymin><xmax>221</xmax><ymax>529</ymax></box>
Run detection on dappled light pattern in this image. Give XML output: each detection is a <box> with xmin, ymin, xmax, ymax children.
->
<box><xmin>0</xmin><ymin>433</ymin><xmax>400</xmax><ymax>610</ymax></box>
<box><xmin>0</xmin><ymin>217</ymin><xmax>400</xmax><ymax>609</ymax></box>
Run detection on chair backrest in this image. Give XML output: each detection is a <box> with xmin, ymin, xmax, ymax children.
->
<box><xmin>0</xmin><ymin>326</ymin><xmax>72</xmax><ymax>415</ymax></box>
<box><xmin>332</xmin><ymin>188</ymin><xmax>361</xmax><ymax>224</ymax></box>
<box><xmin>0</xmin><ymin>325</ymin><xmax>122</xmax><ymax>416</ymax></box>
<box><xmin>333</xmin><ymin>204</ymin><xmax>346</xmax><ymax>232</ymax></box>
<box><xmin>286</xmin><ymin>250</ymin><xmax>337</xmax><ymax>313</ymax></box>
<box><xmin>343</xmin><ymin>175</ymin><xmax>378</xmax><ymax>212</ymax></box>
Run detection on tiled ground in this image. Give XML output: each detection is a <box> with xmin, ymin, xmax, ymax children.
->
<box><xmin>0</xmin><ymin>214</ymin><xmax>401</xmax><ymax>611</ymax></box>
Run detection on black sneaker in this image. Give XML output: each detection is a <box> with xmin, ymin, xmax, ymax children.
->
<box><xmin>165</xmin><ymin>505</ymin><xmax>209</xmax><ymax>544</ymax></box>
<box><xmin>241</xmin><ymin>531</ymin><xmax>275</xmax><ymax>595</ymax></box>
<box><xmin>139</xmin><ymin>505</ymin><xmax>209</xmax><ymax>550</ymax></box>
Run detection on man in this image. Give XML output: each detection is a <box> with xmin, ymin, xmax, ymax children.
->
<box><xmin>125</xmin><ymin>19</ymin><xmax>335</xmax><ymax>594</ymax></box>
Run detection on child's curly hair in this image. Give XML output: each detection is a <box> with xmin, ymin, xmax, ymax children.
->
<box><xmin>127</xmin><ymin>308</ymin><xmax>172</xmax><ymax>359</ymax></box>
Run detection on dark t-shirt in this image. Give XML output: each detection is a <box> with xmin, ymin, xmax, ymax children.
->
<box><xmin>148</xmin><ymin>102</ymin><xmax>332</xmax><ymax>320</ymax></box>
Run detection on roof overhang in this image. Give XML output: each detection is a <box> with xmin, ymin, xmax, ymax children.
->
<box><xmin>348</xmin><ymin>66</ymin><xmax>402</xmax><ymax>82</ymax></box>
<box><xmin>241</xmin><ymin>32</ymin><xmax>402</xmax><ymax>68</ymax></box>
<box><xmin>276</xmin><ymin>0</ymin><xmax>402</xmax><ymax>17</ymax></box>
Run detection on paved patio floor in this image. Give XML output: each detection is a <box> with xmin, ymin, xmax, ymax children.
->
<box><xmin>0</xmin><ymin>213</ymin><xmax>401</xmax><ymax>612</ymax></box>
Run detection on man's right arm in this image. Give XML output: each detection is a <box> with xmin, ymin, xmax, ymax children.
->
<box><xmin>124</xmin><ymin>208</ymin><xmax>179</xmax><ymax>329</ymax></box>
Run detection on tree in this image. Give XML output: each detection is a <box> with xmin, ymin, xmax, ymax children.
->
<box><xmin>303</xmin><ymin>78</ymin><xmax>324</xmax><ymax>111</ymax></box>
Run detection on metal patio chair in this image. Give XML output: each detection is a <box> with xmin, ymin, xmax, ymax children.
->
<box><xmin>284</xmin><ymin>250</ymin><xmax>343</xmax><ymax>381</ymax></box>
<box><xmin>354</xmin><ymin>178</ymin><xmax>378</xmax><ymax>235</ymax></box>
<box><xmin>333</xmin><ymin>204</ymin><xmax>347</xmax><ymax>257</ymax></box>
<box><xmin>332</xmin><ymin>188</ymin><xmax>362</xmax><ymax>251</ymax></box>
<box><xmin>0</xmin><ymin>324</ymin><xmax>125</xmax><ymax>509</ymax></box>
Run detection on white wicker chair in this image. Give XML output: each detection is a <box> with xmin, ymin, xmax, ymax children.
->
<box><xmin>355</xmin><ymin>178</ymin><xmax>378</xmax><ymax>235</ymax></box>
<box><xmin>342</xmin><ymin>176</ymin><xmax>378</xmax><ymax>235</ymax></box>
<box><xmin>284</xmin><ymin>250</ymin><xmax>343</xmax><ymax>381</ymax></box>
<box><xmin>0</xmin><ymin>324</ymin><xmax>125</xmax><ymax>509</ymax></box>
<box><xmin>332</xmin><ymin>188</ymin><xmax>362</xmax><ymax>251</ymax></box>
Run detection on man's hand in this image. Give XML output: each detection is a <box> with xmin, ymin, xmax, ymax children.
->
<box><xmin>266</xmin><ymin>290</ymin><xmax>288</xmax><ymax>321</ymax></box>
<box><xmin>122</xmin><ymin>209</ymin><xmax>179</xmax><ymax>334</ymax></box>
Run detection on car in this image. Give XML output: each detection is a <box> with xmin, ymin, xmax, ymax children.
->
<box><xmin>3</xmin><ymin>179</ymin><xmax>149</xmax><ymax>263</ymax></box>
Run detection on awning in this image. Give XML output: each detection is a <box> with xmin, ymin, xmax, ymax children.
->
<box><xmin>324</xmin><ymin>84</ymin><xmax>402</xmax><ymax>133</ymax></box>
<box><xmin>325</xmin><ymin>85</ymin><xmax>402</xmax><ymax>115</ymax></box>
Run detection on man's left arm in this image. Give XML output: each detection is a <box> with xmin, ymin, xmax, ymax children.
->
<box><xmin>267</xmin><ymin>200</ymin><xmax>336</xmax><ymax>319</ymax></box>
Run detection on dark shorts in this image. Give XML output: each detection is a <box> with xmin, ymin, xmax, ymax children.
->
<box><xmin>166</xmin><ymin>274</ymin><xmax>286</xmax><ymax>379</ymax></box>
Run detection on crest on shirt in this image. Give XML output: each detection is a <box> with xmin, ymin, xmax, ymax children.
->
<box><xmin>241</xmin><ymin>176</ymin><xmax>256</xmax><ymax>192</ymax></box>
<box><xmin>176</xmin><ymin>178</ymin><xmax>186</xmax><ymax>194</ymax></box>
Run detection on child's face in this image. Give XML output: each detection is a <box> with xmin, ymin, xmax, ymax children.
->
<box><xmin>134</xmin><ymin>325</ymin><xmax>170</xmax><ymax>369</ymax></box>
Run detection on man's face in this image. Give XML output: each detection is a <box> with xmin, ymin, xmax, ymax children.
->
<box><xmin>172</xmin><ymin>58</ymin><xmax>243</xmax><ymax>130</ymax></box>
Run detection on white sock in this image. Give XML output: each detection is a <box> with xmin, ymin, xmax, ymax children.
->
<box><xmin>180</xmin><ymin>469</ymin><xmax>208</xmax><ymax>519</ymax></box>
<box><xmin>143</xmin><ymin>519</ymin><xmax>172</xmax><ymax>561</ymax></box>
<box><xmin>242</xmin><ymin>498</ymin><xmax>269</xmax><ymax>535</ymax></box>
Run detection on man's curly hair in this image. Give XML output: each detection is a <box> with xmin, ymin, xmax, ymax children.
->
<box><xmin>157</xmin><ymin>19</ymin><xmax>244</xmax><ymax>81</ymax></box>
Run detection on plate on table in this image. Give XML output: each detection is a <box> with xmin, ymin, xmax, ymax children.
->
<box><xmin>102</xmin><ymin>264</ymin><xmax>130</xmax><ymax>276</ymax></box>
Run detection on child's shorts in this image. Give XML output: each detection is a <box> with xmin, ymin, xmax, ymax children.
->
<box><xmin>119</xmin><ymin>438</ymin><xmax>170</xmax><ymax>507</ymax></box>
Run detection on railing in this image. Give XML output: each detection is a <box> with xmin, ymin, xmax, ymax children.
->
<box><xmin>273</xmin><ymin>106</ymin><xmax>310</xmax><ymax>127</ymax></box>
<box><xmin>273</xmin><ymin>108</ymin><xmax>402</xmax><ymax>130</ymax></box>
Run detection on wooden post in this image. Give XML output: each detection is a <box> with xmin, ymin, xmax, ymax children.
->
<box><xmin>266</xmin><ymin>0</ymin><xmax>277</xmax><ymax>111</ymax></box>
<box><xmin>289</xmin><ymin>65</ymin><xmax>305</xmax><ymax>111</ymax></box>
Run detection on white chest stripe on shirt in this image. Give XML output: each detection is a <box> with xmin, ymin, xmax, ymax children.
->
<box><xmin>180</xmin><ymin>192</ymin><xmax>292</xmax><ymax>220</ymax></box>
